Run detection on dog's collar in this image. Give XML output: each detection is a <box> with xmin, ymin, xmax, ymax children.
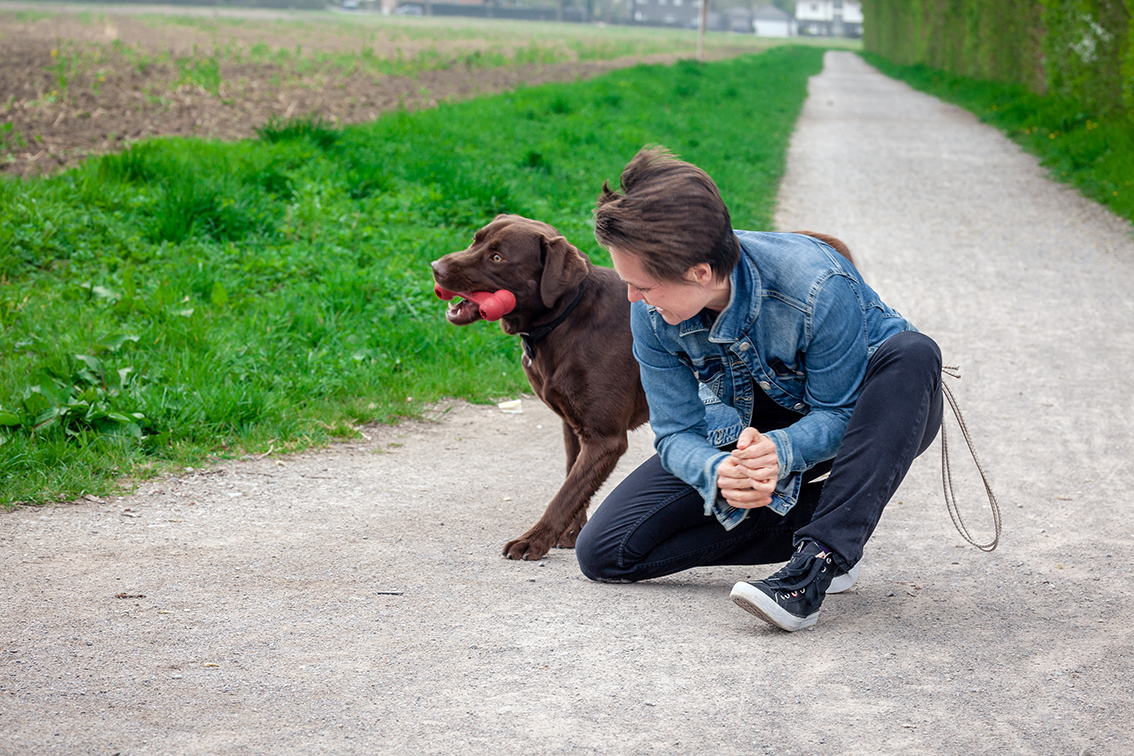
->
<box><xmin>520</xmin><ymin>282</ymin><xmax>586</xmax><ymax>360</ymax></box>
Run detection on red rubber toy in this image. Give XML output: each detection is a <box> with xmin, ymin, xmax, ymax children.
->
<box><xmin>434</xmin><ymin>286</ymin><xmax>516</xmax><ymax>321</ymax></box>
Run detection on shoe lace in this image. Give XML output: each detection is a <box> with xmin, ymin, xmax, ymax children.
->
<box><xmin>764</xmin><ymin>550</ymin><xmax>831</xmax><ymax>593</ymax></box>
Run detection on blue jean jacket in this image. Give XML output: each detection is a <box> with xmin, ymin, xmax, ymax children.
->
<box><xmin>631</xmin><ymin>231</ymin><xmax>916</xmax><ymax>528</ymax></box>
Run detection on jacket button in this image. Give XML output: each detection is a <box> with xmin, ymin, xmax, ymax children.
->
<box><xmin>738</xmin><ymin>342</ymin><xmax>750</xmax><ymax>351</ymax></box>
<box><xmin>794</xmin><ymin>403</ymin><xmax>805</xmax><ymax>410</ymax></box>
<box><xmin>759</xmin><ymin>381</ymin><xmax>772</xmax><ymax>391</ymax></box>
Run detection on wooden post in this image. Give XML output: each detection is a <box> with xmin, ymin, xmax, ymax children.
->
<box><xmin>697</xmin><ymin>0</ymin><xmax>708</xmax><ymax>62</ymax></box>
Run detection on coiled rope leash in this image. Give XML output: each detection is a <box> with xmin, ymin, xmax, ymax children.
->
<box><xmin>940</xmin><ymin>366</ymin><xmax>1002</xmax><ymax>552</ymax></box>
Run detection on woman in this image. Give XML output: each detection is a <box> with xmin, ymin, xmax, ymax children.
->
<box><xmin>575</xmin><ymin>146</ymin><xmax>943</xmax><ymax>632</ymax></box>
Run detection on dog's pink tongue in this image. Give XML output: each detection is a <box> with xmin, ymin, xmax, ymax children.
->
<box><xmin>433</xmin><ymin>286</ymin><xmax>516</xmax><ymax>321</ymax></box>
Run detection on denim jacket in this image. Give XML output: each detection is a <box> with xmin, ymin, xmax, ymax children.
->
<box><xmin>631</xmin><ymin>231</ymin><xmax>916</xmax><ymax>528</ymax></box>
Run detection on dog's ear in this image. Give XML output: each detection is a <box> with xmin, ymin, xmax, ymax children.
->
<box><xmin>539</xmin><ymin>234</ymin><xmax>588</xmax><ymax>309</ymax></box>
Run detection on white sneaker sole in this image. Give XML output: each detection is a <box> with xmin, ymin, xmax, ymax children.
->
<box><xmin>827</xmin><ymin>561</ymin><xmax>861</xmax><ymax>594</ymax></box>
<box><xmin>729</xmin><ymin>581</ymin><xmax>818</xmax><ymax>632</ymax></box>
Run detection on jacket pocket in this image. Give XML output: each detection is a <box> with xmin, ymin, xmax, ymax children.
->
<box><xmin>677</xmin><ymin>351</ymin><xmax>726</xmax><ymax>398</ymax></box>
<box><xmin>766</xmin><ymin>357</ymin><xmax>805</xmax><ymax>397</ymax></box>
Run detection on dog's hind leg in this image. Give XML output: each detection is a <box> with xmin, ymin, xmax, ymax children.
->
<box><xmin>503</xmin><ymin>431</ymin><xmax>628</xmax><ymax>561</ymax></box>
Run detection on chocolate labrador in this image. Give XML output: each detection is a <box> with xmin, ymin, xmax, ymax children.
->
<box><xmin>432</xmin><ymin>214</ymin><xmax>650</xmax><ymax>561</ymax></box>
<box><xmin>431</xmin><ymin>215</ymin><xmax>854</xmax><ymax>561</ymax></box>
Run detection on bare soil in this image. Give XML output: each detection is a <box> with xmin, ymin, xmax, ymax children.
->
<box><xmin>0</xmin><ymin>3</ymin><xmax>753</xmax><ymax>177</ymax></box>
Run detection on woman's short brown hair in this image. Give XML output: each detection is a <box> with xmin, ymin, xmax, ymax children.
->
<box><xmin>594</xmin><ymin>145</ymin><xmax>739</xmax><ymax>283</ymax></box>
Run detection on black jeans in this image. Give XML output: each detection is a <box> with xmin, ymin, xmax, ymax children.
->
<box><xmin>576</xmin><ymin>331</ymin><xmax>943</xmax><ymax>580</ymax></box>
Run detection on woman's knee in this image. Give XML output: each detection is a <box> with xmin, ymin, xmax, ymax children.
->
<box><xmin>574</xmin><ymin>522</ymin><xmax>621</xmax><ymax>582</ymax></box>
<box><xmin>881</xmin><ymin>330</ymin><xmax>941</xmax><ymax>373</ymax></box>
<box><xmin>867</xmin><ymin>332</ymin><xmax>942</xmax><ymax>389</ymax></box>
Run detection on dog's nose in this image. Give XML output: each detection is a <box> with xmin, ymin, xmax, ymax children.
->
<box><xmin>431</xmin><ymin>260</ymin><xmax>448</xmax><ymax>279</ymax></box>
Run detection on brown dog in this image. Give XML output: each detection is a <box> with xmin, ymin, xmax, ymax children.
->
<box><xmin>431</xmin><ymin>216</ymin><xmax>854</xmax><ymax>561</ymax></box>
<box><xmin>432</xmin><ymin>214</ymin><xmax>650</xmax><ymax>561</ymax></box>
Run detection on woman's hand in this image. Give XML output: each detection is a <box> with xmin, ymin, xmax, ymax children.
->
<box><xmin>717</xmin><ymin>427</ymin><xmax>780</xmax><ymax>509</ymax></box>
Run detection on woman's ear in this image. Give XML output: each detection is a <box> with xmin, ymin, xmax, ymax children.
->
<box><xmin>685</xmin><ymin>263</ymin><xmax>715</xmax><ymax>286</ymax></box>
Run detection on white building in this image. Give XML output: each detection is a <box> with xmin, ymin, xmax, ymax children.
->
<box><xmin>752</xmin><ymin>5</ymin><xmax>795</xmax><ymax>37</ymax></box>
<box><xmin>795</xmin><ymin>0</ymin><xmax>863</xmax><ymax>38</ymax></box>
<box><xmin>632</xmin><ymin>0</ymin><xmax>705</xmax><ymax>27</ymax></box>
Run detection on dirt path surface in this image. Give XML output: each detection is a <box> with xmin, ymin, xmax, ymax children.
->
<box><xmin>4</xmin><ymin>50</ymin><xmax>1134</xmax><ymax>755</ymax></box>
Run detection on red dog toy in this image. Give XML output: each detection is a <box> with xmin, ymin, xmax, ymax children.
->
<box><xmin>434</xmin><ymin>286</ymin><xmax>516</xmax><ymax>321</ymax></box>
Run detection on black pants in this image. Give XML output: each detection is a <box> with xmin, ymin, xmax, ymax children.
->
<box><xmin>576</xmin><ymin>331</ymin><xmax>943</xmax><ymax>580</ymax></box>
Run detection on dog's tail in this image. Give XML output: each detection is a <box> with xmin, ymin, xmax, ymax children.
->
<box><xmin>796</xmin><ymin>230</ymin><xmax>854</xmax><ymax>266</ymax></box>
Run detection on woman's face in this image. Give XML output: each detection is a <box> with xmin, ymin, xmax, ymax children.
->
<box><xmin>608</xmin><ymin>247</ymin><xmax>728</xmax><ymax>326</ymax></box>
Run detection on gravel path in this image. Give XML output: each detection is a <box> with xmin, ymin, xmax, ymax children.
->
<box><xmin>3</xmin><ymin>50</ymin><xmax>1133</xmax><ymax>755</ymax></box>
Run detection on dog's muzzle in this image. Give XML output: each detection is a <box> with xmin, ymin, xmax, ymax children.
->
<box><xmin>434</xmin><ymin>286</ymin><xmax>516</xmax><ymax>322</ymax></box>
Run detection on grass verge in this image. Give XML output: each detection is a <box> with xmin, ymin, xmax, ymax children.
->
<box><xmin>861</xmin><ymin>52</ymin><xmax>1134</xmax><ymax>226</ymax></box>
<box><xmin>0</xmin><ymin>44</ymin><xmax>827</xmax><ymax>507</ymax></box>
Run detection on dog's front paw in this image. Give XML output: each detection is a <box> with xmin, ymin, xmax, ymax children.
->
<box><xmin>502</xmin><ymin>532</ymin><xmax>553</xmax><ymax>561</ymax></box>
<box><xmin>555</xmin><ymin>530</ymin><xmax>579</xmax><ymax>549</ymax></box>
<box><xmin>555</xmin><ymin>511</ymin><xmax>587</xmax><ymax>549</ymax></box>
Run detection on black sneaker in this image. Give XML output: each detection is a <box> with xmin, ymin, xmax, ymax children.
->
<box><xmin>730</xmin><ymin>542</ymin><xmax>839</xmax><ymax>631</ymax></box>
<box><xmin>828</xmin><ymin>561</ymin><xmax>860</xmax><ymax>594</ymax></box>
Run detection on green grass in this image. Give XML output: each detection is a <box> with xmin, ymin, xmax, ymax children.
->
<box><xmin>862</xmin><ymin>52</ymin><xmax>1134</xmax><ymax>225</ymax></box>
<box><xmin>0</xmin><ymin>44</ymin><xmax>826</xmax><ymax>507</ymax></box>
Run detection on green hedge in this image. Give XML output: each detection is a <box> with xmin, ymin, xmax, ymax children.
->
<box><xmin>863</xmin><ymin>0</ymin><xmax>1133</xmax><ymax>114</ymax></box>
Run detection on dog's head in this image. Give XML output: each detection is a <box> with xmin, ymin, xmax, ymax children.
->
<box><xmin>431</xmin><ymin>214</ymin><xmax>589</xmax><ymax>333</ymax></box>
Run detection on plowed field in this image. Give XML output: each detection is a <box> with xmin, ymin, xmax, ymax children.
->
<box><xmin>0</xmin><ymin>3</ymin><xmax>777</xmax><ymax>176</ymax></box>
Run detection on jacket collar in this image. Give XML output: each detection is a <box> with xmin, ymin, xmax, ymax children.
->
<box><xmin>650</xmin><ymin>234</ymin><xmax>760</xmax><ymax>340</ymax></box>
<box><xmin>707</xmin><ymin>237</ymin><xmax>761</xmax><ymax>343</ymax></box>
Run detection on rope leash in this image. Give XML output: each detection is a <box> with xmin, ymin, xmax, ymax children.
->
<box><xmin>939</xmin><ymin>366</ymin><xmax>1002</xmax><ymax>552</ymax></box>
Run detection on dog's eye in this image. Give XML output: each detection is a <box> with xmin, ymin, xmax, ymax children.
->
<box><xmin>491</xmin><ymin>254</ymin><xmax>503</xmax><ymax>262</ymax></box>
